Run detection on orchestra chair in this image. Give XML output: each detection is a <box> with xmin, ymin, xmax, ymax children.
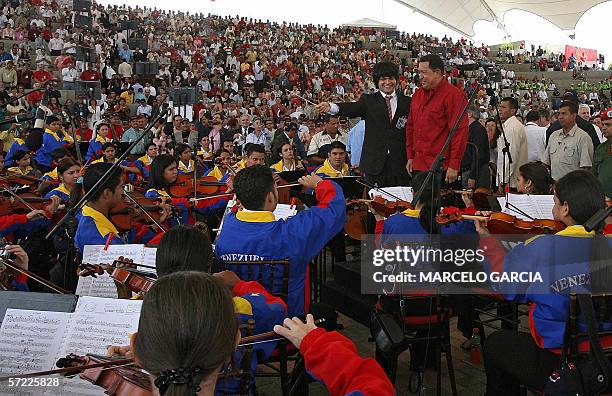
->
<box><xmin>218</xmin><ymin>259</ymin><xmax>296</xmax><ymax>396</ymax></box>
<box><xmin>373</xmin><ymin>294</ymin><xmax>458</xmax><ymax>396</ymax></box>
<box><xmin>472</xmin><ymin>292</ymin><xmax>524</xmax><ymax>333</ymax></box>
<box><xmin>520</xmin><ymin>293</ymin><xmax>612</xmax><ymax>396</ymax></box>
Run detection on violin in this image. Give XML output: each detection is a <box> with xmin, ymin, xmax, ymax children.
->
<box><xmin>79</xmin><ymin>259</ymin><xmax>157</xmax><ymax>297</ymax></box>
<box><xmin>436</xmin><ymin>207</ymin><xmax>566</xmax><ymax>234</ymax></box>
<box><xmin>345</xmin><ymin>204</ymin><xmax>368</xmax><ymax>241</ymax></box>
<box><xmin>349</xmin><ymin>196</ymin><xmax>415</xmax><ymax>218</ymax></box>
<box><xmin>168</xmin><ymin>174</ymin><xmax>227</xmax><ymax>197</ymax></box>
<box><xmin>56</xmin><ymin>354</ymin><xmax>151</xmax><ymax>396</ymax></box>
<box><xmin>109</xmin><ymin>196</ymin><xmax>174</xmax><ymax>232</ymax></box>
<box><xmin>0</xmin><ymin>172</ymin><xmax>41</xmax><ymax>191</ymax></box>
<box><xmin>441</xmin><ymin>188</ymin><xmax>504</xmax><ymax>211</ymax></box>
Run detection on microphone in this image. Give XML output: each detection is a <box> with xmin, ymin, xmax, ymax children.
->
<box><xmin>0</xmin><ymin>114</ymin><xmax>35</xmax><ymax>127</ymax></box>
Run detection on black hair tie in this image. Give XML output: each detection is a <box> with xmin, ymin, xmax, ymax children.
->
<box><xmin>154</xmin><ymin>367</ymin><xmax>202</xmax><ymax>395</ymax></box>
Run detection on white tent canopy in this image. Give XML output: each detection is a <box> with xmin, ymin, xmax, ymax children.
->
<box><xmin>392</xmin><ymin>0</ymin><xmax>609</xmax><ymax>37</ymax></box>
<box><xmin>341</xmin><ymin>18</ymin><xmax>397</xmax><ymax>30</ymax></box>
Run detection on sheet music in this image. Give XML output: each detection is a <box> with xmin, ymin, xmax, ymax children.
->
<box><xmin>497</xmin><ymin>194</ymin><xmax>555</xmax><ymax>220</ymax></box>
<box><xmin>368</xmin><ymin>186</ymin><xmax>413</xmax><ymax>202</ymax></box>
<box><xmin>75</xmin><ymin>274</ymin><xmax>118</xmax><ymax>299</ymax></box>
<box><xmin>273</xmin><ymin>204</ymin><xmax>297</xmax><ymax>221</ymax></box>
<box><xmin>142</xmin><ymin>247</ymin><xmax>157</xmax><ymax>271</ymax></box>
<box><xmin>78</xmin><ymin>244</ymin><xmax>152</xmax><ymax>297</ymax></box>
<box><xmin>97</xmin><ymin>244</ymin><xmax>147</xmax><ymax>264</ymax></box>
<box><xmin>530</xmin><ymin>195</ymin><xmax>555</xmax><ymax>220</ymax></box>
<box><xmin>0</xmin><ymin>310</ymin><xmax>69</xmax><ymax>376</ymax></box>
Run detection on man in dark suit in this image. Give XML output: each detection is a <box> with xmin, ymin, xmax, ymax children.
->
<box><xmin>270</xmin><ymin>121</ymin><xmax>299</xmax><ymax>163</ymax></box>
<box><xmin>315</xmin><ymin>61</ymin><xmax>411</xmax><ymax>187</ymax></box>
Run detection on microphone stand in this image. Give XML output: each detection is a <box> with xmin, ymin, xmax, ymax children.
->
<box><xmin>411</xmin><ymin>81</ymin><xmax>480</xmax><ymax>235</ymax></box>
<box><xmin>62</xmin><ymin>108</ymin><xmax>84</xmax><ymax>163</ymax></box>
<box><xmin>483</xmin><ymin>68</ymin><xmax>512</xmax><ymax>193</ymax></box>
<box><xmin>46</xmin><ymin>106</ymin><xmax>171</xmax><ymax>240</ymax></box>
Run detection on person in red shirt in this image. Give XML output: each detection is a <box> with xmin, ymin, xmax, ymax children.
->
<box><xmin>406</xmin><ymin>54</ymin><xmax>468</xmax><ymax>184</ymax></box>
<box><xmin>33</xmin><ymin>64</ymin><xmax>52</xmax><ymax>85</ymax></box>
<box><xmin>76</xmin><ymin>118</ymin><xmax>93</xmax><ymax>141</ymax></box>
<box><xmin>80</xmin><ymin>64</ymin><xmax>101</xmax><ymax>81</ymax></box>
<box><xmin>110</xmin><ymin>114</ymin><xmax>125</xmax><ymax>140</ymax></box>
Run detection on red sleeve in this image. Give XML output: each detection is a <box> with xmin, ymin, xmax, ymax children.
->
<box><xmin>479</xmin><ymin>236</ymin><xmax>508</xmax><ymax>273</ymax></box>
<box><xmin>374</xmin><ymin>220</ymin><xmax>384</xmax><ymax>248</ymax></box>
<box><xmin>15</xmin><ymin>273</ymin><xmax>28</xmax><ymax>283</ymax></box>
<box><xmin>0</xmin><ymin>214</ymin><xmax>28</xmax><ymax>230</ymax></box>
<box><xmin>406</xmin><ymin>93</ymin><xmax>416</xmax><ymax>160</ymax></box>
<box><xmin>147</xmin><ymin>231</ymin><xmax>165</xmax><ymax>246</ymax></box>
<box><xmin>314</xmin><ymin>180</ymin><xmax>338</xmax><ymax>209</ymax></box>
<box><xmin>447</xmin><ymin>88</ymin><xmax>469</xmax><ymax>170</ymax></box>
<box><xmin>233</xmin><ymin>280</ymin><xmax>287</xmax><ymax>311</ymax></box>
<box><xmin>604</xmin><ymin>224</ymin><xmax>612</xmax><ymax>235</ymax></box>
<box><xmin>300</xmin><ymin>328</ymin><xmax>395</xmax><ymax>396</ymax></box>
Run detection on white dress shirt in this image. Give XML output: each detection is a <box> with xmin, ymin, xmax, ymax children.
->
<box><xmin>524</xmin><ymin>122</ymin><xmax>546</xmax><ymax>162</ymax></box>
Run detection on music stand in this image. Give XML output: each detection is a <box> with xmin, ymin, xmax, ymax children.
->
<box><xmin>0</xmin><ymin>291</ymin><xmax>78</xmax><ymax>325</ymax></box>
<box><xmin>278</xmin><ymin>169</ymin><xmax>306</xmax><ymax>183</ymax></box>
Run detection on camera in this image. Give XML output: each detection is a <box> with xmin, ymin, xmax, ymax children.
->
<box><xmin>0</xmin><ymin>239</ymin><xmax>15</xmax><ymax>261</ymax></box>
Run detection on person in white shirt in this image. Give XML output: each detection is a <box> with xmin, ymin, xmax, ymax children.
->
<box><xmin>136</xmin><ymin>99</ymin><xmax>152</xmax><ymax>117</ymax></box>
<box><xmin>48</xmin><ymin>33</ymin><xmax>63</xmax><ymax>56</ymax></box>
<box><xmin>245</xmin><ymin>118</ymin><xmax>271</xmax><ymax>152</ymax></box>
<box><xmin>496</xmin><ymin>97</ymin><xmax>528</xmax><ymax>189</ymax></box>
<box><xmin>63</xmin><ymin>39</ymin><xmax>77</xmax><ymax>55</ymax></box>
<box><xmin>524</xmin><ymin>110</ymin><xmax>546</xmax><ymax>162</ymax></box>
<box><xmin>61</xmin><ymin>64</ymin><xmax>78</xmax><ymax>90</ymax></box>
<box><xmin>579</xmin><ymin>104</ymin><xmax>605</xmax><ymax>143</ymax></box>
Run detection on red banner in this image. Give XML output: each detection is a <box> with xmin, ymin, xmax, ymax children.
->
<box><xmin>564</xmin><ymin>45</ymin><xmax>598</xmax><ymax>63</ymax></box>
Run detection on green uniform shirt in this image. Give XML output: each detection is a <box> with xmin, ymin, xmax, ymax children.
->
<box><xmin>593</xmin><ymin>139</ymin><xmax>612</xmax><ymax>199</ymax></box>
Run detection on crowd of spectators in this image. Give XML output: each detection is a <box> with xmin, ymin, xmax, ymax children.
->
<box><xmin>0</xmin><ymin>0</ymin><xmax>609</xmax><ymax>170</ymax></box>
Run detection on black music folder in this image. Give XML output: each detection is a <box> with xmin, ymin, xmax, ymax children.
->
<box><xmin>0</xmin><ymin>291</ymin><xmax>78</xmax><ymax>325</ymax></box>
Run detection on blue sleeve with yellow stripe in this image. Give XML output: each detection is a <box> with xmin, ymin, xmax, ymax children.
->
<box><xmin>74</xmin><ymin>216</ymin><xmax>122</xmax><ymax>253</ymax></box>
<box><xmin>85</xmin><ymin>140</ymin><xmax>102</xmax><ymax>161</ymax></box>
<box><xmin>44</xmin><ymin>188</ymin><xmax>71</xmax><ymax>203</ymax></box>
<box><xmin>5</xmin><ymin>140</ymin><xmax>28</xmax><ymax>167</ymax></box>
<box><xmin>35</xmin><ymin>132</ymin><xmax>64</xmax><ymax>167</ymax></box>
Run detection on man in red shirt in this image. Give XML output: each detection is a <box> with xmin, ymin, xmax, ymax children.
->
<box><xmin>406</xmin><ymin>54</ymin><xmax>468</xmax><ymax>183</ymax></box>
<box><xmin>76</xmin><ymin>118</ymin><xmax>93</xmax><ymax>141</ymax></box>
<box><xmin>80</xmin><ymin>64</ymin><xmax>101</xmax><ymax>81</ymax></box>
<box><xmin>33</xmin><ymin>64</ymin><xmax>52</xmax><ymax>85</ymax></box>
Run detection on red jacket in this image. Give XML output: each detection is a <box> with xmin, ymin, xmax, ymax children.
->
<box><xmin>406</xmin><ymin>79</ymin><xmax>469</xmax><ymax>171</ymax></box>
<box><xmin>301</xmin><ymin>328</ymin><xmax>395</xmax><ymax>396</ymax></box>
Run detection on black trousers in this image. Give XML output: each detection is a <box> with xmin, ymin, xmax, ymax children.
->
<box><xmin>484</xmin><ymin>330</ymin><xmax>559</xmax><ymax>395</ymax></box>
<box><xmin>365</xmin><ymin>156</ymin><xmax>411</xmax><ymax>188</ymax></box>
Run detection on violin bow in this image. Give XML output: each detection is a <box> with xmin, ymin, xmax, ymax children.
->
<box><xmin>122</xmin><ymin>190</ymin><xmax>168</xmax><ymax>233</ymax></box>
<box><xmin>356</xmin><ymin>179</ymin><xmax>405</xmax><ymax>202</ymax></box>
<box><xmin>2</xmin><ymin>187</ymin><xmax>40</xmax><ymax>215</ymax></box>
<box><xmin>0</xmin><ymin>257</ymin><xmax>69</xmax><ymax>294</ymax></box>
<box><xmin>0</xmin><ymin>356</ymin><xmax>134</xmax><ymax>381</ymax></box>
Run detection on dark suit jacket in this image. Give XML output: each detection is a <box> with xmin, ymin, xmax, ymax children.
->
<box><xmin>337</xmin><ymin>92</ymin><xmax>411</xmax><ymax>177</ymax></box>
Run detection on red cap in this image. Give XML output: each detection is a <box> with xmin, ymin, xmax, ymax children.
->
<box><xmin>599</xmin><ymin>108</ymin><xmax>612</xmax><ymax>121</ymax></box>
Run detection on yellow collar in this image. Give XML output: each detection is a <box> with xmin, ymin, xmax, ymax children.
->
<box><xmin>82</xmin><ymin>205</ymin><xmax>118</xmax><ymax>237</ymax></box>
<box><xmin>15</xmin><ymin>138</ymin><xmax>25</xmax><ymax>145</ymax></box>
<box><xmin>236</xmin><ymin>210</ymin><xmax>275</xmax><ymax>223</ymax></box>
<box><xmin>55</xmin><ymin>183</ymin><xmax>71</xmax><ymax>195</ymax></box>
<box><xmin>147</xmin><ymin>188</ymin><xmax>170</xmax><ymax>197</ymax></box>
<box><xmin>44</xmin><ymin>168</ymin><xmax>59</xmax><ymax>179</ymax></box>
<box><xmin>138</xmin><ymin>155</ymin><xmax>153</xmax><ymax>165</ymax></box>
<box><xmin>318</xmin><ymin>159</ymin><xmax>348</xmax><ymax>177</ymax></box>
<box><xmin>556</xmin><ymin>225</ymin><xmax>595</xmax><ymax>237</ymax></box>
<box><xmin>401</xmin><ymin>208</ymin><xmax>421</xmax><ymax>218</ymax></box>
<box><xmin>178</xmin><ymin>160</ymin><xmax>194</xmax><ymax>172</ymax></box>
<box><xmin>95</xmin><ymin>135</ymin><xmax>110</xmax><ymax>144</ymax></box>
<box><xmin>45</xmin><ymin>128</ymin><xmax>60</xmax><ymax>141</ymax></box>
